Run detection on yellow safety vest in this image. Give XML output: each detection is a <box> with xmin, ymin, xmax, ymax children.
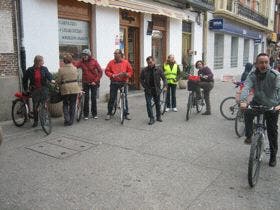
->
<box><xmin>163</xmin><ymin>63</ymin><xmax>178</xmax><ymax>84</ymax></box>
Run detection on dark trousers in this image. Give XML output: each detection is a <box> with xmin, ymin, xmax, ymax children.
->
<box><xmin>107</xmin><ymin>83</ymin><xmax>128</xmax><ymax>115</ymax></box>
<box><xmin>244</xmin><ymin>109</ymin><xmax>279</xmax><ymax>156</ymax></box>
<box><xmin>166</xmin><ymin>84</ymin><xmax>177</xmax><ymax>108</ymax></box>
<box><xmin>63</xmin><ymin>94</ymin><xmax>77</xmax><ymax>124</ymax></box>
<box><xmin>83</xmin><ymin>83</ymin><xmax>98</xmax><ymax>117</ymax></box>
<box><xmin>32</xmin><ymin>88</ymin><xmax>48</xmax><ymax>123</ymax></box>
<box><xmin>145</xmin><ymin>89</ymin><xmax>160</xmax><ymax>119</ymax></box>
<box><xmin>194</xmin><ymin>81</ymin><xmax>214</xmax><ymax>112</ymax></box>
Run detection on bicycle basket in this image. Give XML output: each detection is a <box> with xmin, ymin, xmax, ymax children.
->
<box><xmin>49</xmin><ymin>84</ymin><xmax>62</xmax><ymax>104</ymax></box>
<box><xmin>188</xmin><ymin>75</ymin><xmax>200</xmax><ymax>81</ymax></box>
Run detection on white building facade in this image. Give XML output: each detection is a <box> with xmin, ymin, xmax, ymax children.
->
<box><xmin>20</xmin><ymin>0</ymin><xmax>204</xmax><ymax>100</ymax></box>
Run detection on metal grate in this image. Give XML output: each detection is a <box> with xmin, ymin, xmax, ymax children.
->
<box><xmin>231</xmin><ymin>56</ymin><xmax>238</xmax><ymax>67</ymax></box>
<box><xmin>214</xmin><ymin>56</ymin><xmax>223</xmax><ymax>69</ymax></box>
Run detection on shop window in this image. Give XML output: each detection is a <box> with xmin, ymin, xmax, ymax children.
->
<box><xmin>214</xmin><ymin>34</ymin><xmax>224</xmax><ymax>69</ymax></box>
<box><xmin>231</xmin><ymin>37</ymin><xmax>238</xmax><ymax>67</ymax></box>
<box><xmin>58</xmin><ymin>18</ymin><xmax>90</xmax><ymax>61</ymax></box>
<box><xmin>243</xmin><ymin>39</ymin><xmax>250</xmax><ymax>66</ymax></box>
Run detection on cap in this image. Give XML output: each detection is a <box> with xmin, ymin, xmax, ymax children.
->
<box><xmin>82</xmin><ymin>49</ymin><xmax>91</xmax><ymax>56</ymax></box>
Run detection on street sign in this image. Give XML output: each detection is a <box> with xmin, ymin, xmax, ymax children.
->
<box><xmin>209</xmin><ymin>18</ymin><xmax>223</xmax><ymax>30</ymax></box>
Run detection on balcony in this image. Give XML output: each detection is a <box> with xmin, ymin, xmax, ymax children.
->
<box><xmin>186</xmin><ymin>0</ymin><xmax>215</xmax><ymax>11</ymax></box>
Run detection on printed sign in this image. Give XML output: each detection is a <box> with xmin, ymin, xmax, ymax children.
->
<box><xmin>209</xmin><ymin>18</ymin><xmax>223</xmax><ymax>30</ymax></box>
<box><xmin>58</xmin><ymin>18</ymin><xmax>89</xmax><ymax>45</ymax></box>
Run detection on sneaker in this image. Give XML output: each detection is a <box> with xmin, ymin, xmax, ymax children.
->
<box><xmin>156</xmin><ymin>117</ymin><xmax>163</xmax><ymax>122</ymax></box>
<box><xmin>84</xmin><ymin>117</ymin><xmax>89</xmax><ymax>120</ymax></box>
<box><xmin>105</xmin><ymin>114</ymin><xmax>111</xmax><ymax>120</ymax></box>
<box><xmin>93</xmin><ymin>116</ymin><xmax>98</xmax><ymax>119</ymax></box>
<box><xmin>202</xmin><ymin>111</ymin><xmax>211</xmax><ymax>115</ymax></box>
<box><xmin>125</xmin><ymin>115</ymin><xmax>131</xmax><ymax>120</ymax></box>
<box><xmin>244</xmin><ymin>137</ymin><xmax>252</xmax><ymax>145</ymax></box>
<box><xmin>32</xmin><ymin>122</ymin><xmax>38</xmax><ymax>127</ymax></box>
<box><xmin>166</xmin><ymin>108</ymin><xmax>170</xmax><ymax>112</ymax></box>
<box><xmin>148</xmin><ymin>118</ymin><xmax>155</xmax><ymax>125</ymax></box>
<box><xmin>172</xmin><ymin>108</ymin><xmax>178</xmax><ymax>112</ymax></box>
<box><xmin>269</xmin><ymin>154</ymin><xmax>277</xmax><ymax>167</ymax></box>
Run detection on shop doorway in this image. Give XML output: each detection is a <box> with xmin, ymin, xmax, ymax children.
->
<box><xmin>120</xmin><ymin>26</ymin><xmax>140</xmax><ymax>90</ymax></box>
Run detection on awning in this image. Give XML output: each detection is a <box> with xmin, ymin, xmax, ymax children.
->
<box><xmin>77</xmin><ymin>0</ymin><xmax>187</xmax><ymax>20</ymax></box>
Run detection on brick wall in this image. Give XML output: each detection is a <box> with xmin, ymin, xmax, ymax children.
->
<box><xmin>0</xmin><ymin>0</ymin><xmax>19</xmax><ymax>77</ymax></box>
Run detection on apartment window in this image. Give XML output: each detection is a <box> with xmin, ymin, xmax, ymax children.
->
<box><xmin>243</xmin><ymin>39</ymin><xmax>250</xmax><ymax>66</ymax></box>
<box><xmin>227</xmin><ymin>0</ymin><xmax>233</xmax><ymax>11</ymax></box>
<box><xmin>214</xmin><ymin>34</ymin><xmax>224</xmax><ymax>70</ymax></box>
<box><xmin>231</xmin><ymin>37</ymin><xmax>238</xmax><ymax>67</ymax></box>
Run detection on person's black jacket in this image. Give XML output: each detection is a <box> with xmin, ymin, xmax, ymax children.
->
<box><xmin>23</xmin><ymin>66</ymin><xmax>53</xmax><ymax>91</ymax></box>
<box><xmin>241</xmin><ymin>62</ymin><xmax>253</xmax><ymax>82</ymax></box>
<box><xmin>140</xmin><ymin>65</ymin><xmax>167</xmax><ymax>95</ymax></box>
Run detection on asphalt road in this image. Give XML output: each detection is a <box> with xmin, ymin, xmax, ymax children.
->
<box><xmin>0</xmin><ymin>80</ymin><xmax>279</xmax><ymax>209</ymax></box>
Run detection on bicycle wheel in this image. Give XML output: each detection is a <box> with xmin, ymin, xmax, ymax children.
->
<box><xmin>39</xmin><ymin>103</ymin><xmax>52</xmax><ymax>135</ymax></box>
<box><xmin>248</xmin><ymin>134</ymin><xmax>262</xmax><ymax>187</ymax></box>
<box><xmin>220</xmin><ymin>97</ymin><xmax>238</xmax><ymax>120</ymax></box>
<box><xmin>76</xmin><ymin>94</ymin><xmax>84</xmax><ymax>122</ymax></box>
<box><xmin>160</xmin><ymin>91</ymin><xmax>167</xmax><ymax>115</ymax></box>
<box><xmin>186</xmin><ymin>92</ymin><xmax>193</xmax><ymax>121</ymax></box>
<box><xmin>120</xmin><ymin>94</ymin><xmax>125</xmax><ymax>124</ymax></box>
<box><xmin>12</xmin><ymin>99</ymin><xmax>27</xmax><ymax>127</ymax></box>
<box><xmin>235</xmin><ymin>109</ymin><xmax>245</xmax><ymax>137</ymax></box>
<box><xmin>196</xmin><ymin>92</ymin><xmax>204</xmax><ymax>113</ymax></box>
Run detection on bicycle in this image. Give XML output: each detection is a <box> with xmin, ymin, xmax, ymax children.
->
<box><xmin>76</xmin><ymin>90</ymin><xmax>85</xmax><ymax>122</ymax></box>
<box><xmin>220</xmin><ymin>81</ymin><xmax>253</xmax><ymax>120</ymax></box>
<box><xmin>151</xmin><ymin>88</ymin><xmax>167</xmax><ymax>117</ymax></box>
<box><xmin>247</xmin><ymin>105</ymin><xmax>273</xmax><ymax>187</ymax></box>
<box><xmin>111</xmin><ymin>83</ymin><xmax>127</xmax><ymax>125</ymax></box>
<box><xmin>235</xmin><ymin>108</ymin><xmax>245</xmax><ymax>137</ymax></box>
<box><xmin>11</xmin><ymin>91</ymin><xmax>52</xmax><ymax>135</ymax></box>
<box><xmin>186</xmin><ymin>76</ymin><xmax>205</xmax><ymax>121</ymax></box>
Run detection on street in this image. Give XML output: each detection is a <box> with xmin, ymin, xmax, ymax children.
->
<box><xmin>0</xmin><ymin>80</ymin><xmax>279</xmax><ymax>209</ymax></box>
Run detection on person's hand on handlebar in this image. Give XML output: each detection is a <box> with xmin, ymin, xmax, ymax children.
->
<box><xmin>275</xmin><ymin>105</ymin><xmax>280</xmax><ymax>111</ymax></box>
<box><xmin>240</xmin><ymin>101</ymin><xmax>247</xmax><ymax>110</ymax></box>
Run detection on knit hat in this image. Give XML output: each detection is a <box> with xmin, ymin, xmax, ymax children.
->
<box><xmin>82</xmin><ymin>49</ymin><xmax>91</xmax><ymax>56</ymax></box>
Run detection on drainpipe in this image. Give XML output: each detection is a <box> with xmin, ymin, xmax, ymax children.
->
<box><xmin>202</xmin><ymin>11</ymin><xmax>208</xmax><ymax>64</ymax></box>
<box><xmin>14</xmin><ymin>0</ymin><xmax>26</xmax><ymax>91</ymax></box>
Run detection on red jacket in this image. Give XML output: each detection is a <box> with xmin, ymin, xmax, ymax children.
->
<box><xmin>105</xmin><ymin>59</ymin><xmax>133</xmax><ymax>83</ymax></box>
<box><xmin>76</xmin><ymin>57</ymin><xmax>102</xmax><ymax>85</ymax></box>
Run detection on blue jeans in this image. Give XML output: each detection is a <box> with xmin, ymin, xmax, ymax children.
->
<box><xmin>145</xmin><ymin>89</ymin><xmax>160</xmax><ymax>119</ymax></box>
<box><xmin>166</xmin><ymin>84</ymin><xmax>177</xmax><ymax>108</ymax></box>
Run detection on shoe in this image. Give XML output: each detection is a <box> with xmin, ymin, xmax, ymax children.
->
<box><xmin>156</xmin><ymin>117</ymin><xmax>163</xmax><ymax>122</ymax></box>
<box><xmin>125</xmin><ymin>115</ymin><xmax>131</xmax><ymax>120</ymax></box>
<box><xmin>269</xmin><ymin>155</ymin><xmax>277</xmax><ymax>167</ymax></box>
<box><xmin>165</xmin><ymin>108</ymin><xmax>170</xmax><ymax>112</ymax></box>
<box><xmin>172</xmin><ymin>108</ymin><xmax>178</xmax><ymax>112</ymax></box>
<box><xmin>84</xmin><ymin>117</ymin><xmax>89</xmax><ymax>120</ymax></box>
<box><xmin>105</xmin><ymin>114</ymin><xmax>111</xmax><ymax>120</ymax></box>
<box><xmin>64</xmin><ymin>121</ymin><xmax>70</xmax><ymax>126</ymax></box>
<box><xmin>148</xmin><ymin>118</ymin><xmax>155</xmax><ymax>125</ymax></box>
<box><xmin>93</xmin><ymin>116</ymin><xmax>98</xmax><ymax>119</ymax></box>
<box><xmin>202</xmin><ymin>111</ymin><xmax>211</xmax><ymax>115</ymax></box>
<box><xmin>32</xmin><ymin>122</ymin><xmax>38</xmax><ymax>127</ymax></box>
<box><xmin>244</xmin><ymin>137</ymin><xmax>252</xmax><ymax>145</ymax></box>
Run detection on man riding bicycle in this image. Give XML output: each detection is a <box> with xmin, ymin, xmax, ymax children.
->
<box><xmin>105</xmin><ymin>49</ymin><xmax>133</xmax><ymax>120</ymax></box>
<box><xmin>240</xmin><ymin>53</ymin><xmax>280</xmax><ymax>167</ymax></box>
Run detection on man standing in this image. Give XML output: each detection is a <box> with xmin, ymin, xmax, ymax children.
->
<box><xmin>76</xmin><ymin>49</ymin><xmax>102</xmax><ymax>120</ymax></box>
<box><xmin>240</xmin><ymin>53</ymin><xmax>280</xmax><ymax>167</ymax></box>
<box><xmin>141</xmin><ymin>56</ymin><xmax>167</xmax><ymax>125</ymax></box>
<box><xmin>105</xmin><ymin>49</ymin><xmax>133</xmax><ymax>120</ymax></box>
<box><xmin>163</xmin><ymin>54</ymin><xmax>180</xmax><ymax>112</ymax></box>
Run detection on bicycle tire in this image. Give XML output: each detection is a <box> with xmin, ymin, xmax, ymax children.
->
<box><xmin>220</xmin><ymin>96</ymin><xmax>238</xmax><ymax>120</ymax></box>
<box><xmin>248</xmin><ymin>134</ymin><xmax>262</xmax><ymax>187</ymax></box>
<box><xmin>161</xmin><ymin>91</ymin><xmax>167</xmax><ymax>115</ymax></box>
<box><xmin>186</xmin><ymin>93</ymin><xmax>193</xmax><ymax>121</ymax></box>
<box><xmin>39</xmin><ymin>103</ymin><xmax>52</xmax><ymax>135</ymax></box>
<box><xmin>120</xmin><ymin>94</ymin><xmax>125</xmax><ymax>124</ymax></box>
<box><xmin>76</xmin><ymin>94</ymin><xmax>84</xmax><ymax>122</ymax></box>
<box><xmin>235</xmin><ymin>109</ymin><xmax>245</xmax><ymax>137</ymax></box>
<box><xmin>12</xmin><ymin>99</ymin><xmax>27</xmax><ymax>127</ymax></box>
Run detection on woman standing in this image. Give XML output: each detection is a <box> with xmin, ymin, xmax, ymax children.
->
<box><xmin>57</xmin><ymin>54</ymin><xmax>81</xmax><ymax>126</ymax></box>
<box><xmin>23</xmin><ymin>55</ymin><xmax>53</xmax><ymax>127</ymax></box>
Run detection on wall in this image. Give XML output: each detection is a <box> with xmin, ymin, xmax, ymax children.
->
<box><xmin>167</xmin><ymin>18</ymin><xmax>182</xmax><ymax>65</ymax></box>
<box><xmin>22</xmin><ymin>0</ymin><xmax>59</xmax><ymax>72</ymax></box>
<box><xmin>0</xmin><ymin>0</ymin><xmax>20</xmax><ymax>120</ymax></box>
<box><xmin>94</xmin><ymin>6</ymin><xmax>119</xmax><ymax>100</ymax></box>
<box><xmin>140</xmin><ymin>13</ymin><xmax>152</xmax><ymax>68</ymax></box>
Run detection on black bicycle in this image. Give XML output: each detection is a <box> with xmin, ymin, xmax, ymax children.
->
<box><xmin>186</xmin><ymin>87</ymin><xmax>205</xmax><ymax>121</ymax></box>
<box><xmin>247</xmin><ymin>105</ymin><xmax>273</xmax><ymax>187</ymax></box>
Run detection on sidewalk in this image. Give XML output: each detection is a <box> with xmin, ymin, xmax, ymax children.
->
<box><xmin>0</xmin><ymin>81</ymin><xmax>279</xmax><ymax>209</ymax></box>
